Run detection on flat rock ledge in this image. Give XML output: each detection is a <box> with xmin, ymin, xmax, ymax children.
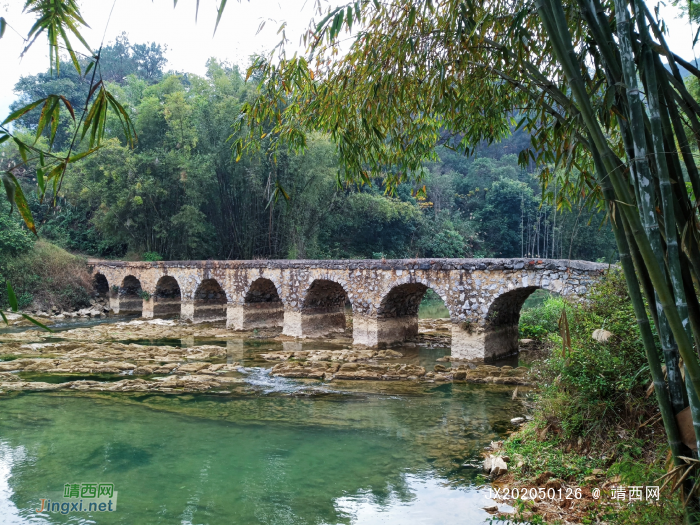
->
<box><xmin>260</xmin><ymin>348</ymin><xmax>404</xmax><ymax>362</ymax></box>
<box><xmin>271</xmin><ymin>362</ymin><xmax>532</xmax><ymax>384</ymax></box>
<box><xmin>0</xmin><ymin>356</ymin><xmax>236</xmax><ymax>375</ymax></box>
<box><xmin>0</xmin><ymin>342</ymin><xmax>228</xmax><ymax>361</ymax></box>
<box><xmin>0</xmin><ymin>372</ymin><xmax>242</xmax><ymax>394</ymax></box>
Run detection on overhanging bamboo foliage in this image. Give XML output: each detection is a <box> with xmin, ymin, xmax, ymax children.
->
<box><xmin>232</xmin><ymin>0</ymin><xmax>700</xmax><ymax>514</ymax></box>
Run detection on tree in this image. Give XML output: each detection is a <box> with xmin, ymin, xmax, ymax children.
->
<box><xmin>232</xmin><ymin>0</ymin><xmax>700</xmax><ymax>514</ymax></box>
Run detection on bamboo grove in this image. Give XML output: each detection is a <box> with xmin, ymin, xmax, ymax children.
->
<box><xmin>232</xmin><ymin>0</ymin><xmax>700</xmax><ymax>513</ymax></box>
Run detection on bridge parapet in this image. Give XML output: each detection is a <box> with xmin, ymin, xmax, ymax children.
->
<box><xmin>89</xmin><ymin>258</ymin><xmax>607</xmax><ymax>361</ymax></box>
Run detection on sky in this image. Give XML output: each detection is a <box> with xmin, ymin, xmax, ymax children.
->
<box><xmin>0</xmin><ymin>0</ymin><xmax>321</xmax><ymax>117</ymax></box>
<box><xmin>1</xmin><ymin>0</ymin><xmax>700</xmax><ymax>119</ymax></box>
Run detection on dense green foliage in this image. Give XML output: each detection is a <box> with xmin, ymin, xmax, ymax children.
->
<box><xmin>505</xmin><ymin>270</ymin><xmax>679</xmax><ymax>523</ymax></box>
<box><xmin>518</xmin><ymin>291</ymin><xmax>570</xmax><ymax>340</ymax></box>
<box><xmin>0</xmin><ymin>41</ymin><xmax>616</xmax><ymax>263</ymax></box>
<box><xmin>522</xmin><ymin>270</ymin><xmax>658</xmax><ymax>438</ymax></box>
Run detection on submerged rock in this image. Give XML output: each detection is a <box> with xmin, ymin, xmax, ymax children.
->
<box><xmin>271</xmin><ymin>361</ymin><xmax>426</xmax><ymax>381</ymax></box>
<box><xmin>259</xmin><ymin>348</ymin><xmax>403</xmax><ymax>362</ymax></box>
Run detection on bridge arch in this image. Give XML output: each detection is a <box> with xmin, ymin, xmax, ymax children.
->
<box><xmin>93</xmin><ymin>273</ymin><xmax>110</xmax><ymax>299</ymax></box>
<box><xmin>194</xmin><ymin>278</ymin><xmax>227</xmax><ymax>322</ymax></box>
<box><xmin>366</xmin><ymin>280</ymin><xmax>451</xmax><ymax>346</ymax></box>
<box><xmin>297</xmin><ymin>279</ymin><xmax>350</xmax><ymax>337</ymax></box>
<box><xmin>119</xmin><ymin>275</ymin><xmax>144</xmax><ymax>315</ymax></box>
<box><xmin>376</xmin><ymin>275</ymin><xmax>451</xmax><ymax>315</ymax></box>
<box><xmin>240</xmin><ymin>277</ymin><xmax>284</xmax><ymax>328</ymax></box>
<box><xmin>154</xmin><ymin>275</ymin><xmax>182</xmax><ymax>318</ymax></box>
<box><xmin>482</xmin><ymin>285</ymin><xmax>540</xmax><ymax>360</ymax></box>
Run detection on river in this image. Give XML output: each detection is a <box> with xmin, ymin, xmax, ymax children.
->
<box><xmin>0</xmin><ymin>315</ymin><xmax>521</xmax><ymax>524</ymax></box>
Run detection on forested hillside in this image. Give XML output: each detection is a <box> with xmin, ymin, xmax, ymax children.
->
<box><xmin>1</xmin><ymin>35</ymin><xmax>616</xmax><ymax>262</ymax></box>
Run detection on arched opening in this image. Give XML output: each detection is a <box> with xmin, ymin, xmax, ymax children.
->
<box><xmin>484</xmin><ymin>285</ymin><xmax>540</xmax><ymax>360</ymax></box>
<box><xmin>379</xmin><ymin>282</ymin><xmax>428</xmax><ymax>318</ymax></box>
<box><xmin>418</xmin><ymin>289</ymin><xmax>450</xmax><ymax>319</ymax></box>
<box><xmin>194</xmin><ymin>278</ymin><xmax>227</xmax><ymax>322</ymax></box>
<box><xmin>93</xmin><ymin>273</ymin><xmax>109</xmax><ymax>298</ymax></box>
<box><xmin>376</xmin><ymin>282</ymin><xmax>430</xmax><ymax>344</ymax></box>
<box><xmin>154</xmin><ymin>276</ymin><xmax>181</xmax><ymax>318</ymax></box>
<box><xmin>300</xmin><ymin>279</ymin><xmax>350</xmax><ymax>337</ymax></box>
<box><xmin>517</xmin><ymin>288</ymin><xmax>564</xmax><ymax>340</ymax></box>
<box><xmin>119</xmin><ymin>275</ymin><xmax>143</xmax><ymax>315</ymax></box>
<box><xmin>242</xmin><ymin>278</ymin><xmax>283</xmax><ymax>328</ymax></box>
<box><xmin>92</xmin><ymin>273</ymin><xmax>111</xmax><ymax>314</ymax></box>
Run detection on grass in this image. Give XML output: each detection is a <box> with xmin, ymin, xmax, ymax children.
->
<box><xmin>0</xmin><ymin>240</ymin><xmax>92</xmax><ymax>312</ymax></box>
<box><xmin>504</xmin><ymin>269</ymin><xmax>686</xmax><ymax>524</ymax></box>
<box><xmin>419</xmin><ymin>288</ymin><xmax>450</xmax><ymax>319</ymax></box>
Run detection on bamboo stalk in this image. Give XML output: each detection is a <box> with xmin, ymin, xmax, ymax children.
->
<box><xmin>636</xmin><ymin>5</ymin><xmax>700</xmax><ymax>445</ymax></box>
<box><xmin>592</xmin><ymin>141</ymin><xmax>685</xmax><ymax>463</ymax></box>
<box><xmin>537</xmin><ymin>0</ymin><xmax>700</xmax><ymax>409</ymax></box>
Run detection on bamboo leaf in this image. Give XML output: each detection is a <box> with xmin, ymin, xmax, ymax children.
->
<box><xmin>105</xmin><ymin>92</ymin><xmax>137</xmax><ymax>147</ymax></box>
<box><xmin>6</xmin><ymin>282</ymin><xmax>18</xmax><ymax>312</ymax></box>
<box><xmin>315</xmin><ymin>9</ymin><xmax>340</xmax><ymax>34</ymax></box>
<box><xmin>87</xmin><ymin>80</ymin><xmax>104</xmax><ymax>103</ymax></box>
<box><xmin>68</xmin><ymin>148</ymin><xmax>99</xmax><ymax>163</ymax></box>
<box><xmin>3</xmin><ymin>172</ymin><xmax>36</xmax><ymax>234</ymax></box>
<box><xmin>2</xmin><ymin>98</ymin><xmax>46</xmax><ymax>126</ymax></box>
<box><xmin>58</xmin><ymin>23</ymin><xmax>81</xmax><ymax>74</ymax></box>
<box><xmin>12</xmin><ymin>138</ymin><xmax>28</xmax><ymax>163</ymax></box>
<box><xmin>36</xmin><ymin>167</ymin><xmax>45</xmax><ymax>196</ymax></box>
<box><xmin>45</xmin><ymin>163</ymin><xmax>66</xmax><ymax>182</ymax></box>
<box><xmin>2</xmin><ymin>172</ymin><xmax>16</xmax><ymax>214</ymax></box>
<box><xmin>21</xmin><ymin>314</ymin><xmax>54</xmax><ymax>332</ymax></box>
<box><xmin>84</xmin><ymin>60</ymin><xmax>95</xmax><ymax>78</ymax></box>
<box><xmin>0</xmin><ymin>17</ymin><xmax>5</xmax><ymax>39</ymax></box>
<box><xmin>59</xmin><ymin>96</ymin><xmax>76</xmax><ymax>121</ymax></box>
<box><xmin>0</xmin><ymin>311</ymin><xmax>8</xmax><ymax>327</ymax></box>
<box><xmin>214</xmin><ymin>0</ymin><xmax>228</xmax><ymax>35</ymax></box>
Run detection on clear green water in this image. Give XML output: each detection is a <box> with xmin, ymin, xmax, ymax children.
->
<box><xmin>0</xmin><ymin>379</ymin><xmax>518</xmax><ymax>524</ymax></box>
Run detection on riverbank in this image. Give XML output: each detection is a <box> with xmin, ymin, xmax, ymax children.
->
<box><xmin>483</xmin><ymin>270</ymin><xmax>684</xmax><ymax>524</ymax></box>
<box><xmin>0</xmin><ymin>240</ymin><xmax>93</xmax><ymax>313</ymax></box>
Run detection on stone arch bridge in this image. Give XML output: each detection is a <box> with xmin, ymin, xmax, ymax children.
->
<box><xmin>89</xmin><ymin>258</ymin><xmax>607</xmax><ymax>361</ymax></box>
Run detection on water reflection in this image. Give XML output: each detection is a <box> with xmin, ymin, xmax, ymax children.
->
<box><xmin>0</xmin><ymin>383</ymin><xmax>518</xmax><ymax>524</ymax></box>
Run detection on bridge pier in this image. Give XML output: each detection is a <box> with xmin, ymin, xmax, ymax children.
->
<box><xmin>282</xmin><ymin>309</ymin><xmax>346</xmax><ymax>338</ymax></box>
<box><xmin>227</xmin><ymin>303</ymin><xmax>284</xmax><ymax>330</ymax></box>
<box><xmin>352</xmin><ymin>315</ymin><xmax>418</xmax><ymax>347</ymax></box>
<box><xmin>142</xmin><ymin>297</ymin><xmax>155</xmax><ymax>318</ymax></box>
<box><xmin>181</xmin><ymin>300</ymin><xmax>195</xmax><ymax>322</ymax></box>
<box><xmin>109</xmin><ymin>290</ymin><xmax>120</xmax><ymax>313</ymax></box>
<box><xmin>451</xmin><ymin>323</ymin><xmax>486</xmax><ymax>360</ymax></box>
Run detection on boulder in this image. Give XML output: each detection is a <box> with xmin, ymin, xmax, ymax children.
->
<box><xmin>491</xmin><ymin>456</ymin><xmax>508</xmax><ymax>477</ymax></box>
<box><xmin>592</xmin><ymin>329</ymin><xmax>613</xmax><ymax>342</ymax></box>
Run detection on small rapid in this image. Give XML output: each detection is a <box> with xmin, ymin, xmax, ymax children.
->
<box><xmin>237</xmin><ymin>366</ymin><xmax>342</xmax><ymax>395</ymax></box>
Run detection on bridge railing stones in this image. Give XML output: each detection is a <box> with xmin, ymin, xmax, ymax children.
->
<box><xmin>89</xmin><ymin>258</ymin><xmax>607</xmax><ymax>361</ymax></box>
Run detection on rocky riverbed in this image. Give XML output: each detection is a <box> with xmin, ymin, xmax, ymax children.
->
<box><xmin>0</xmin><ymin>317</ymin><xmax>533</xmax><ymax>394</ymax></box>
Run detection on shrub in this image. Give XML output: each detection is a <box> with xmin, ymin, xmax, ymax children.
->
<box><xmin>0</xmin><ymin>200</ymin><xmax>35</xmax><ymax>256</ymax></box>
<box><xmin>518</xmin><ymin>291</ymin><xmax>569</xmax><ymax>339</ymax></box>
<box><xmin>504</xmin><ymin>270</ymin><xmax>682</xmax><ymax>524</ymax></box>
<box><xmin>523</xmin><ymin>268</ymin><xmax>658</xmax><ymax>441</ymax></box>
<box><xmin>142</xmin><ymin>251</ymin><xmax>163</xmax><ymax>262</ymax></box>
<box><xmin>0</xmin><ymin>240</ymin><xmax>92</xmax><ymax>311</ymax></box>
